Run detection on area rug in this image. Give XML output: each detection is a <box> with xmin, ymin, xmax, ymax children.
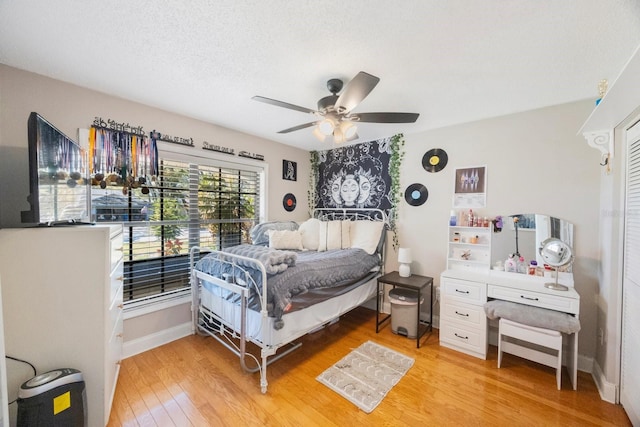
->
<box><xmin>316</xmin><ymin>340</ymin><xmax>414</xmax><ymax>413</ymax></box>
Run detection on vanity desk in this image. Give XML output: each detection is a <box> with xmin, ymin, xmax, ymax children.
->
<box><xmin>439</xmin><ymin>268</ymin><xmax>580</xmax><ymax>390</ymax></box>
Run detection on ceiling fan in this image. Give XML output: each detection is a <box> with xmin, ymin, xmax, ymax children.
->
<box><xmin>252</xmin><ymin>71</ymin><xmax>420</xmax><ymax>143</ymax></box>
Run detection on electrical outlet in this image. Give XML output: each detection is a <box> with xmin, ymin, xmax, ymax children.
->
<box><xmin>598</xmin><ymin>328</ymin><xmax>604</xmax><ymax>345</ymax></box>
<box><xmin>435</xmin><ymin>286</ymin><xmax>441</xmax><ymax>302</ymax></box>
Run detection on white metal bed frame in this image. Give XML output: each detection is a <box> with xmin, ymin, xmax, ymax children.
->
<box><xmin>189</xmin><ymin>208</ymin><xmax>388</xmax><ymax>393</ymax></box>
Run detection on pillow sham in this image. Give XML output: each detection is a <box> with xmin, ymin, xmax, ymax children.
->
<box><xmin>350</xmin><ymin>220</ymin><xmax>385</xmax><ymax>255</ymax></box>
<box><xmin>318</xmin><ymin>220</ymin><xmax>351</xmax><ymax>251</ymax></box>
<box><xmin>268</xmin><ymin>229</ymin><xmax>304</xmax><ymax>251</ymax></box>
<box><xmin>250</xmin><ymin>221</ymin><xmax>299</xmax><ymax>246</ymax></box>
<box><xmin>299</xmin><ymin>217</ymin><xmax>320</xmax><ymax>251</ymax></box>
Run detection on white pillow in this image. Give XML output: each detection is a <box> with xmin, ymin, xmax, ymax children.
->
<box><xmin>299</xmin><ymin>218</ymin><xmax>320</xmax><ymax>250</ymax></box>
<box><xmin>350</xmin><ymin>220</ymin><xmax>384</xmax><ymax>255</ymax></box>
<box><xmin>318</xmin><ymin>220</ymin><xmax>351</xmax><ymax>251</ymax></box>
<box><xmin>268</xmin><ymin>229</ymin><xmax>304</xmax><ymax>250</ymax></box>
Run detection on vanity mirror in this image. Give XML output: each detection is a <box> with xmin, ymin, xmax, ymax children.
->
<box><xmin>491</xmin><ymin>214</ymin><xmax>574</xmax><ymax>272</ymax></box>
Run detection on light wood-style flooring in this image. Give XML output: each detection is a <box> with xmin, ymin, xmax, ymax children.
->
<box><xmin>108</xmin><ymin>307</ymin><xmax>631</xmax><ymax>426</ymax></box>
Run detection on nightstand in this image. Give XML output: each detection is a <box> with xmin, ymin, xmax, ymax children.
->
<box><xmin>376</xmin><ymin>271</ymin><xmax>433</xmax><ymax>348</ymax></box>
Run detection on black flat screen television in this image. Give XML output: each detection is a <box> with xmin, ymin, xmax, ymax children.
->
<box><xmin>21</xmin><ymin>112</ymin><xmax>90</xmax><ymax>225</ymax></box>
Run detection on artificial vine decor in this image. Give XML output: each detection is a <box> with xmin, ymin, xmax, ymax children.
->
<box><xmin>389</xmin><ymin>133</ymin><xmax>405</xmax><ymax>250</ymax></box>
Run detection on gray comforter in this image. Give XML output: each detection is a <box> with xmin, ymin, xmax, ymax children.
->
<box><xmin>195</xmin><ymin>246</ymin><xmax>380</xmax><ymax>329</ymax></box>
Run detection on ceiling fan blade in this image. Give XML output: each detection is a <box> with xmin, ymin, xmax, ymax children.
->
<box><xmin>334</xmin><ymin>71</ymin><xmax>380</xmax><ymax>113</ymax></box>
<box><xmin>252</xmin><ymin>96</ymin><xmax>317</xmax><ymax>115</ymax></box>
<box><xmin>277</xmin><ymin>121</ymin><xmax>318</xmax><ymax>134</ymax></box>
<box><xmin>354</xmin><ymin>112</ymin><xmax>420</xmax><ymax>123</ymax></box>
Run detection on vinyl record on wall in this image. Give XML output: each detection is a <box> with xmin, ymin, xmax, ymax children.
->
<box><xmin>283</xmin><ymin>193</ymin><xmax>297</xmax><ymax>212</ymax></box>
<box><xmin>422</xmin><ymin>148</ymin><xmax>448</xmax><ymax>173</ymax></box>
<box><xmin>404</xmin><ymin>183</ymin><xmax>428</xmax><ymax>206</ymax></box>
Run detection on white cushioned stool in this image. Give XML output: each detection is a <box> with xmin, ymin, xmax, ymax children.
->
<box><xmin>498</xmin><ymin>318</ymin><xmax>563</xmax><ymax>390</ymax></box>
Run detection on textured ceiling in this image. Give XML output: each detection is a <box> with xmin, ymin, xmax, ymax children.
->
<box><xmin>1</xmin><ymin>1</ymin><xmax>640</xmax><ymax>151</ymax></box>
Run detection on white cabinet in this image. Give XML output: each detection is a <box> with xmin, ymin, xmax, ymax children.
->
<box><xmin>439</xmin><ymin>275</ymin><xmax>488</xmax><ymax>359</ymax></box>
<box><xmin>447</xmin><ymin>226</ymin><xmax>491</xmax><ymax>270</ymax></box>
<box><xmin>0</xmin><ymin>225</ymin><xmax>123</xmax><ymax>426</ymax></box>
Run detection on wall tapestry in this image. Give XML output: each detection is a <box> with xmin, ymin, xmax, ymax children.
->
<box><xmin>315</xmin><ymin>138</ymin><xmax>392</xmax><ymax>211</ymax></box>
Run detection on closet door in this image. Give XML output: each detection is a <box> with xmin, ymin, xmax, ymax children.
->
<box><xmin>622</xmin><ymin>120</ymin><xmax>640</xmax><ymax>425</ymax></box>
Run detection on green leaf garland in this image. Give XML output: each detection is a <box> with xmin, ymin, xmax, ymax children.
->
<box><xmin>389</xmin><ymin>133</ymin><xmax>405</xmax><ymax>251</ymax></box>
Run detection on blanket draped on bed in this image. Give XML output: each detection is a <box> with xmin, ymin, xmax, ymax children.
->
<box><xmin>221</xmin><ymin>244</ymin><xmax>297</xmax><ymax>274</ymax></box>
<box><xmin>195</xmin><ymin>247</ymin><xmax>380</xmax><ymax>329</ymax></box>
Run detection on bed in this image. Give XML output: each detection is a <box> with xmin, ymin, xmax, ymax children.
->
<box><xmin>189</xmin><ymin>208</ymin><xmax>388</xmax><ymax>393</ymax></box>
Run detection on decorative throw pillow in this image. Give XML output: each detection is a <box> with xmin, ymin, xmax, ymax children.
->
<box><xmin>250</xmin><ymin>221</ymin><xmax>299</xmax><ymax>246</ymax></box>
<box><xmin>350</xmin><ymin>220</ymin><xmax>384</xmax><ymax>255</ymax></box>
<box><xmin>299</xmin><ymin>218</ymin><xmax>320</xmax><ymax>251</ymax></box>
<box><xmin>268</xmin><ymin>229</ymin><xmax>304</xmax><ymax>251</ymax></box>
<box><xmin>318</xmin><ymin>220</ymin><xmax>351</xmax><ymax>251</ymax></box>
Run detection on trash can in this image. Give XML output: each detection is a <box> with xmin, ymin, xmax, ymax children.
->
<box><xmin>389</xmin><ymin>288</ymin><xmax>423</xmax><ymax>339</ymax></box>
<box><xmin>17</xmin><ymin>368</ymin><xmax>87</xmax><ymax>427</ymax></box>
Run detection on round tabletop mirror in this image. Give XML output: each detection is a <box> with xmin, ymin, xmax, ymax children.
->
<box><xmin>539</xmin><ymin>237</ymin><xmax>573</xmax><ymax>291</ymax></box>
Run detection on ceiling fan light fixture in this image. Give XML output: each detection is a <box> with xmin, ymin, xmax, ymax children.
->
<box><xmin>340</xmin><ymin>121</ymin><xmax>358</xmax><ymax>140</ymax></box>
<box><xmin>333</xmin><ymin>127</ymin><xmax>346</xmax><ymax>144</ymax></box>
<box><xmin>313</xmin><ymin>126</ymin><xmax>328</xmax><ymax>142</ymax></box>
<box><xmin>317</xmin><ymin>118</ymin><xmax>335</xmax><ymax>136</ymax></box>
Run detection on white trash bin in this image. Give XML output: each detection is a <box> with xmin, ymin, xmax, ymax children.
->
<box><xmin>389</xmin><ymin>288</ymin><xmax>424</xmax><ymax>339</ymax></box>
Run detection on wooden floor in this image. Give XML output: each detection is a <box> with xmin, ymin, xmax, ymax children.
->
<box><xmin>108</xmin><ymin>307</ymin><xmax>631</xmax><ymax>426</ymax></box>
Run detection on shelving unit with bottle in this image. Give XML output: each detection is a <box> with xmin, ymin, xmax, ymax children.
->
<box><xmin>447</xmin><ymin>209</ymin><xmax>492</xmax><ymax>271</ymax></box>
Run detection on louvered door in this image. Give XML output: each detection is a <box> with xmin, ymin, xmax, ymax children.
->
<box><xmin>621</xmin><ymin>120</ymin><xmax>640</xmax><ymax>425</ymax></box>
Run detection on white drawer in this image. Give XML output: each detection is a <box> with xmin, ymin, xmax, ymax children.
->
<box><xmin>442</xmin><ymin>278</ymin><xmax>486</xmax><ymax>305</ymax></box>
<box><xmin>442</xmin><ymin>300</ymin><xmax>485</xmax><ymax>327</ymax></box>
<box><xmin>440</xmin><ymin>322</ymin><xmax>487</xmax><ymax>358</ymax></box>
<box><xmin>487</xmin><ymin>285</ymin><xmax>579</xmax><ymax>314</ymax></box>
<box><xmin>109</xmin><ymin>259</ymin><xmax>124</xmax><ymax>306</ymax></box>
<box><xmin>110</xmin><ymin>231</ymin><xmax>124</xmax><ymax>275</ymax></box>
<box><xmin>108</xmin><ymin>282</ymin><xmax>124</xmax><ymax>338</ymax></box>
<box><xmin>105</xmin><ymin>310</ymin><xmax>123</xmax><ymax>422</ymax></box>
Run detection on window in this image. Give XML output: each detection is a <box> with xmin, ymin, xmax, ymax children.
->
<box><xmin>93</xmin><ymin>155</ymin><xmax>261</xmax><ymax>305</ymax></box>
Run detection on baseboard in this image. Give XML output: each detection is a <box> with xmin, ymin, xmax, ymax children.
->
<box><xmin>577</xmin><ymin>354</ymin><xmax>593</xmax><ymax>374</ymax></box>
<box><xmin>123</xmin><ymin>321</ymin><xmax>192</xmax><ymax>359</ymax></box>
<box><xmin>592</xmin><ymin>359</ymin><xmax>618</xmax><ymax>403</ymax></box>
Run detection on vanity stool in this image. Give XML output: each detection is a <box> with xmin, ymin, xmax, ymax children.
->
<box><xmin>484</xmin><ymin>299</ymin><xmax>581</xmax><ymax>390</ymax></box>
<box><xmin>498</xmin><ymin>318</ymin><xmax>563</xmax><ymax>390</ymax></box>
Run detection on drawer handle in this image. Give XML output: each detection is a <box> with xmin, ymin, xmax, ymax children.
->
<box><xmin>116</xmin><ymin>276</ymin><xmax>124</xmax><ymax>281</ymax></box>
<box><xmin>520</xmin><ymin>295</ymin><xmax>539</xmax><ymax>301</ymax></box>
<box><xmin>117</xmin><ymin>333</ymin><xmax>123</xmax><ymax>339</ymax></box>
<box><xmin>454</xmin><ymin>333</ymin><xmax>469</xmax><ymax>340</ymax></box>
<box><xmin>115</xmin><ymin>247</ymin><xmax>123</xmax><ymax>252</ymax></box>
<box><xmin>455</xmin><ymin>289</ymin><xmax>470</xmax><ymax>294</ymax></box>
<box><xmin>455</xmin><ymin>311</ymin><xmax>469</xmax><ymax>317</ymax></box>
<box><xmin>118</xmin><ymin>304</ymin><xmax>124</xmax><ymax>310</ymax></box>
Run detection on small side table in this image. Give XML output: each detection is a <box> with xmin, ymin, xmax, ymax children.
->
<box><xmin>376</xmin><ymin>271</ymin><xmax>434</xmax><ymax>348</ymax></box>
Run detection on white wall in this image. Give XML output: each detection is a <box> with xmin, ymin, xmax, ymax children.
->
<box><xmin>396</xmin><ymin>100</ymin><xmax>601</xmax><ymax>359</ymax></box>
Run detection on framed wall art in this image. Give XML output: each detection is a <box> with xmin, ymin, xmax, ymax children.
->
<box><xmin>453</xmin><ymin>165</ymin><xmax>487</xmax><ymax>208</ymax></box>
<box><xmin>283</xmin><ymin>159</ymin><xmax>297</xmax><ymax>181</ymax></box>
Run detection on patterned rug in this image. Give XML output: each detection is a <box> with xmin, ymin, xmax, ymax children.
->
<box><xmin>316</xmin><ymin>341</ymin><xmax>414</xmax><ymax>413</ymax></box>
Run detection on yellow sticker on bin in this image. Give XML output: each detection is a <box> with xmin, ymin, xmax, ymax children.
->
<box><xmin>53</xmin><ymin>391</ymin><xmax>71</xmax><ymax>415</ymax></box>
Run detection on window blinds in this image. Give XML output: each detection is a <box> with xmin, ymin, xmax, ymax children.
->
<box><xmin>93</xmin><ymin>157</ymin><xmax>261</xmax><ymax>304</ymax></box>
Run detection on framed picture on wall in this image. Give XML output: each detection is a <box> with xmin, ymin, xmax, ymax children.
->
<box><xmin>283</xmin><ymin>159</ymin><xmax>297</xmax><ymax>181</ymax></box>
<box><xmin>453</xmin><ymin>165</ymin><xmax>487</xmax><ymax>208</ymax></box>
